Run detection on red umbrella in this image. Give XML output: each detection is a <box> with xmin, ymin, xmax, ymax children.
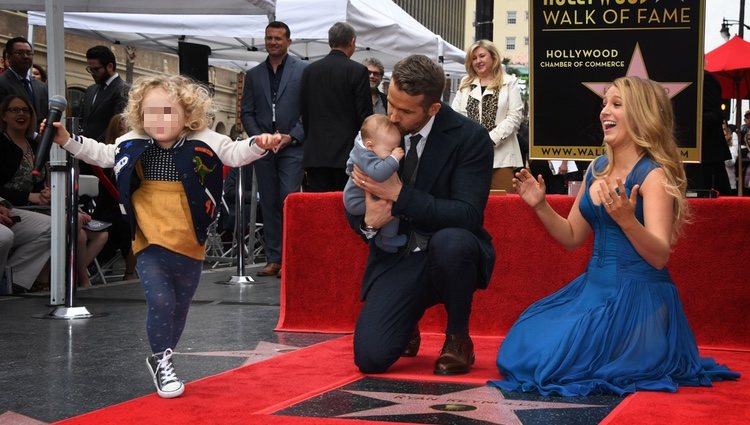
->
<box><xmin>705</xmin><ymin>35</ymin><xmax>750</xmax><ymax>99</ymax></box>
<box><xmin>705</xmin><ymin>35</ymin><xmax>750</xmax><ymax>195</ymax></box>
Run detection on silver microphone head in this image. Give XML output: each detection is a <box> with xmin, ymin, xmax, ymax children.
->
<box><xmin>48</xmin><ymin>95</ymin><xmax>67</xmax><ymax>112</ymax></box>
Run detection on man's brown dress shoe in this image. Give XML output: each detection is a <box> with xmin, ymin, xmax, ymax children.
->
<box><xmin>402</xmin><ymin>327</ymin><xmax>421</xmax><ymax>357</ymax></box>
<box><xmin>434</xmin><ymin>334</ymin><xmax>474</xmax><ymax>375</ymax></box>
<box><xmin>257</xmin><ymin>262</ymin><xmax>281</xmax><ymax>277</ymax></box>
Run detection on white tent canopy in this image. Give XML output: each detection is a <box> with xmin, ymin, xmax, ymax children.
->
<box><xmin>27</xmin><ymin>0</ymin><xmax>466</xmax><ymax>74</ymax></box>
<box><xmin>5</xmin><ymin>0</ymin><xmax>275</xmax><ymax>15</ymax></box>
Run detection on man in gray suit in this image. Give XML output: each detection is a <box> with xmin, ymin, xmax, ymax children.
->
<box><xmin>0</xmin><ymin>37</ymin><xmax>48</xmax><ymax>126</ymax></box>
<box><xmin>241</xmin><ymin>21</ymin><xmax>307</xmax><ymax>277</ymax></box>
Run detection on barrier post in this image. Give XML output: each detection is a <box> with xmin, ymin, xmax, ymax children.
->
<box><xmin>39</xmin><ymin>117</ymin><xmax>106</xmax><ymax>319</ymax></box>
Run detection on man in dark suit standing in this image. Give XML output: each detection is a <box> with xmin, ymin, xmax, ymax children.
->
<box><xmin>81</xmin><ymin>46</ymin><xmax>128</xmax><ymax>143</ymax></box>
<box><xmin>347</xmin><ymin>55</ymin><xmax>495</xmax><ymax>375</ymax></box>
<box><xmin>241</xmin><ymin>21</ymin><xmax>307</xmax><ymax>277</ymax></box>
<box><xmin>684</xmin><ymin>70</ymin><xmax>732</xmax><ymax>195</ymax></box>
<box><xmin>300</xmin><ymin>22</ymin><xmax>372</xmax><ymax>192</ymax></box>
<box><xmin>0</xmin><ymin>37</ymin><xmax>48</xmax><ymax>126</ymax></box>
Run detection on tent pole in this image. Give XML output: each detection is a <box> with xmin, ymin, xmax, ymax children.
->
<box><xmin>46</xmin><ymin>0</ymin><xmax>69</xmax><ymax>306</ymax></box>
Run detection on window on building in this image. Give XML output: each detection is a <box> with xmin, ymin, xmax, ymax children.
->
<box><xmin>507</xmin><ymin>11</ymin><xmax>517</xmax><ymax>25</ymax></box>
<box><xmin>525</xmin><ymin>10</ymin><xmax>529</xmax><ymax>21</ymax></box>
<box><xmin>524</xmin><ymin>36</ymin><xmax>529</xmax><ymax>46</ymax></box>
<box><xmin>506</xmin><ymin>37</ymin><xmax>516</xmax><ymax>51</ymax></box>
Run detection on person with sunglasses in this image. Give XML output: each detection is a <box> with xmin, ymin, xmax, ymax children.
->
<box><xmin>81</xmin><ymin>45</ymin><xmax>128</xmax><ymax>145</ymax></box>
<box><xmin>363</xmin><ymin>57</ymin><xmax>388</xmax><ymax>116</ymax></box>
<box><xmin>0</xmin><ymin>37</ymin><xmax>48</xmax><ymax>127</ymax></box>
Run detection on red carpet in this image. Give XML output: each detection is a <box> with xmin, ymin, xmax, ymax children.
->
<box><xmin>54</xmin><ymin>335</ymin><xmax>747</xmax><ymax>425</ymax></box>
<box><xmin>279</xmin><ymin>194</ymin><xmax>750</xmax><ymax>351</ymax></box>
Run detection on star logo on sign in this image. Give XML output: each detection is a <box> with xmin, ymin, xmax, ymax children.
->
<box><xmin>180</xmin><ymin>341</ymin><xmax>298</xmax><ymax>366</ymax></box>
<box><xmin>338</xmin><ymin>385</ymin><xmax>603</xmax><ymax>424</ymax></box>
<box><xmin>582</xmin><ymin>43</ymin><xmax>692</xmax><ymax>99</ymax></box>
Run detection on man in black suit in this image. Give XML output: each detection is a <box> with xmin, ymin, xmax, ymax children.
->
<box><xmin>0</xmin><ymin>37</ymin><xmax>48</xmax><ymax>126</ymax></box>
<box><xmin>347</xmin><ymin>55</ymin><xmax>495</xmax><ymax>375</ymax></box>
<box><xmin>684</xmin><ymin>70</ymin><xmax>732</xmax><ymax>195</ymax></box>
<box><xmin>300</xmin><ymin>22</ymin><xmax>372</xmax><ymax>192</ymax></box>
<box><xmin>81</xmin><ymin>45</ymin><xmax>128</xmax><ymax>143</ymax></box>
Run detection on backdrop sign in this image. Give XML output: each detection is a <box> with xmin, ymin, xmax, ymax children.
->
<box><xmin>530</xmin><ymin>0</ymin><xmax>705</xmax><ymax>162</ymax></box>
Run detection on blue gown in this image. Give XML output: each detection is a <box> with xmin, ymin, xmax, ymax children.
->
<box><xmin>489</xmin><ymin>156</ymin><xmax>740</xmax><ymax>396</ymax></box>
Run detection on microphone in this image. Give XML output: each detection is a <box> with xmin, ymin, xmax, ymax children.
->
<box><xmin>32</xmin><ymin>95</ymin><xmax>68</xmax><ymax>176</ymax></box>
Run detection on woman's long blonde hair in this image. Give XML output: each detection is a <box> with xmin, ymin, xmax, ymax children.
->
<box><xmin>125</xmin><ymin>75</ymin><xmax>213</xmax><ymax>140</ymax></box>
<box><xmin>459</xmin><ymin>39</ymin><xmax>504</xmax><ymax>92</ymax></box>
<box><xmin>597</xmin><ymin>76</ymin><xmax>689</xmax><ymax>241</ymax></box>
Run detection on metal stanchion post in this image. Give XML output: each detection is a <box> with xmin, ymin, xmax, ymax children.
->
<box><xmin>219</xmin><ymin>164</ymin><xmax>262</xmax><ymax>285</ymax></box>
<box><xmin>246</xmin><ymin>169</ymin><xmax>259</xmax><ymax>265</ymax></box>
<box><xmin>38</xmin><ymin>117</ymin><xmax>106</xmax><ymax>319</ymax></box>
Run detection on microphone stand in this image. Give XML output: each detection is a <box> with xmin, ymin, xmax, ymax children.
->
<box><xmin>40</xmin><ymin>117</ymin><xmax>105</xmax><ymax>319</ymax></box>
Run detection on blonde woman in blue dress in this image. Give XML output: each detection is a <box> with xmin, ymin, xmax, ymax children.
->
<box><xmin>491</xmin><ymin>76</ymin><xmax>739</xmax><ymax>396</ymax></box>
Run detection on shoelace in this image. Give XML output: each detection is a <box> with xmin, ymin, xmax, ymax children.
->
<box><xmin>158</xmin><ymin>348</ymin><xmax>179</xmax><ymax>384</ymax></box>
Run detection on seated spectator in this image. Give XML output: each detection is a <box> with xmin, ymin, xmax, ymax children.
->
<box><xmin>0</xmin><ymin>95</ymin><xmax>49</xmax><ymax>207</ymax></box>
<box><xmin>77</xmin><ymin>211</ymin><xmax>108</xmax><ymax>287</ymax></box>
<box><xmin>0</xmin><ymin>95</ymin><xmax>104</xmax><ymax>288</ymax></box>
<box><xmin>0</xmin><ymin>196</ymin><xmax>51</xmax><ymax>293</ymax></box>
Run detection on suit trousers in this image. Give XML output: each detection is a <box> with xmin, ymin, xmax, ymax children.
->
<box><xmin>304</xmin><ymin>167</ymin><xmax>349</xmax><ymax>192</ymax></box>
<box><xmin>0</xmin><ymin>208</ymin><xmax>51</xmax><ymax>289</ymax></box>
<box><xmin>254</xmin><ymin>147</ymin><xmax>304</xmax><ymax>263</ymax></box>
<box><xmin>353</xmin><ymin>228</ymin><xmax>483</xmax><ymax>374</ymax></box>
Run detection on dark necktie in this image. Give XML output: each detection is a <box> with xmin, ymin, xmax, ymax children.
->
<box><xmin>401</xmin><ymin>134</ymin><xmax>422</xmax><ymax>184</ymax></box>
<box><xmin>22</xmin><ymin>78</ymin><xmax>34</xmax><ymax>102</ymax></box>
<box><xmin>93</xmin><ymin>83</ymin><xmax>106</xmax><ymax>104</ymax></box>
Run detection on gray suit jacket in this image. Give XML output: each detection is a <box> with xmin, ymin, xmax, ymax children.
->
<box><xmin>241</xmin><ymin>54</ymin><xmax>307</xmax><ymax>144</ymax></box>
<box><xmin>0</xmin><ymin>70</ymin><xmax>49</xmax><ymax>125</ymax></box>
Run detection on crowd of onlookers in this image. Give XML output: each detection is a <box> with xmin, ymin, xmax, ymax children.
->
<box><xmin>0</xmin><ymin>37</ymin><xmax>131</xmax><ymax>295</ymax></box>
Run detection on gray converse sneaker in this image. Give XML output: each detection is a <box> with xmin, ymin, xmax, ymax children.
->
<box><xmin>146</xmin><ymin>348</ymin><xmax>184</xmax><ymax>398</ymax></box>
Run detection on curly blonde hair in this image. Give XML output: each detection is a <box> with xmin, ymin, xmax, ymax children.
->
<box><xmin>459</xmin><ymin>39</ymin><xmax>504</xmax><ymax>92</ymax></box>
<box><xmin>597</xmin><ymin>76</ymin><xmax>689</xmax><ymax>242</ymax></box>
<box><xmin>125</xmin><ymin>75</ymin><xmax>213</xmax><ymax>139</ymax></box>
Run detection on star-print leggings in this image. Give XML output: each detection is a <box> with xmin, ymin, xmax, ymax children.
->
<box><xmin>137</xmin><ymin>245</ymin><xmax>203</xmax><ymax>354</ymax></box>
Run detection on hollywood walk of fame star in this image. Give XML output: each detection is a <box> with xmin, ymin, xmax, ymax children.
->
<box><xmin>179</xmin><ymin>341</ymin><xmax>298</xmax><ymax>365</ymax></box>
<box><xmin>582</xmin><ymin>43</ymin><xmax>692</xmax><ymax>99</ymax></box>
<box><xmin>338</xmin><ymin>385</ymin><xmax>604</xmax><ymax>425</ymax></box>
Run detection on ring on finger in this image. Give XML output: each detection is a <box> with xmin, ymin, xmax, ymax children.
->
<box><xmin>606</xmin><ymin>200</ymin><xmax>614</xmax><ymax>205</ymax></box>
<box><xmin>361</xmin><ymin>180</ymin><xmax>366</xmax><ymax>185</ymax></box>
